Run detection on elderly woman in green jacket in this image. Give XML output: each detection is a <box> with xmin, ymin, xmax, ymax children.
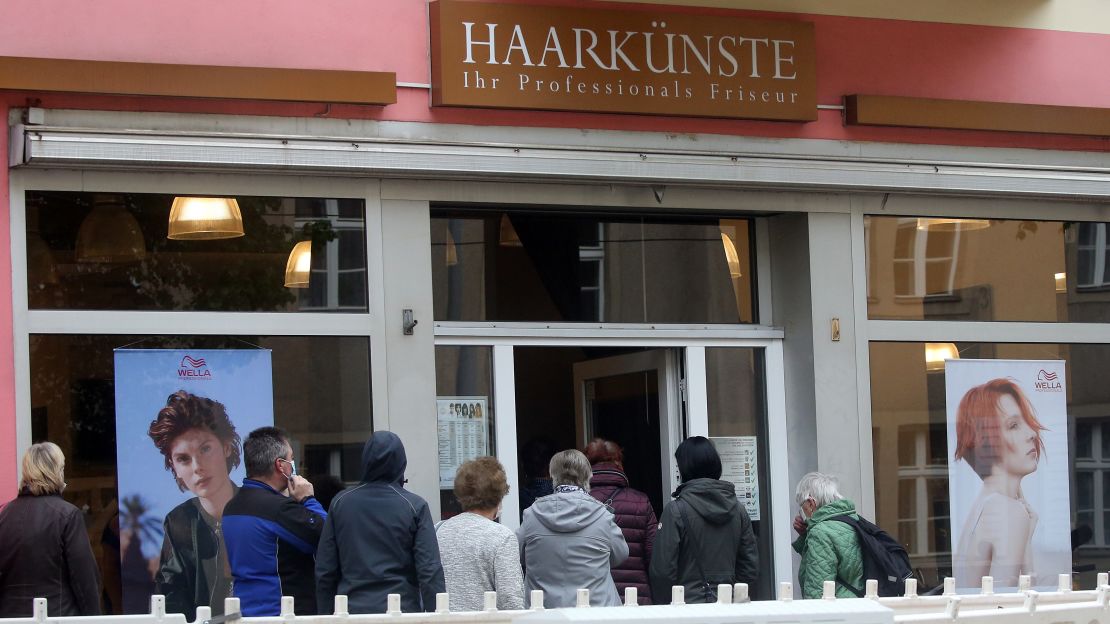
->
<box><xmin>792</xmin><ymin>472</ymin><xmax>864</xmax><ymax>599</ymax></box>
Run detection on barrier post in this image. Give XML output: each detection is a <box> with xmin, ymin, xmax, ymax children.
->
<box><xmin>223</xmin><ymin>598</ymin><xmax>240</xmax><ymax>619</ymax></box>
<box><xmin>32</xmin><ymin>598</ymin><xmax>46</xmax><ymax>623</ymax></box>
<box><xmin>865</xmin><ymin>579</ymin><xmax>878</xmax><ymax>599</ymax></box>
<box><xmin>716</xmin><ymin>584</ymin><xmax>732</xmax><ymax>604</ymax></box>
<box><xmin>942</xmin><ymin>578</ymin><xmax>956</xmax><ymax>596</ymax></box>
<box><xmin>435</xmin><ymin>593</ymin><xmax>450</xmax><ymax>614</ymax></box>
<box><xmin>778</xmin><ymin>582</ymin><xmax>793</xmax><ymax>601</ymax></box>
<box><xmin>670</xmin><ymin>586</ymin><xmax>685</xmax><ymax>606</ymax></box>
<box><xmin>945</xmin><ymin>596</ymin><xmax>961</xmax><ymax>619</ymax></box>
<box><xmin>1023</xmin><ymin>590</ymin><xmax>1038</xmax><ymax>614</ymax></box>
<box><xmin>822</xmin><ymin>581</ymin><xmax>835</xmax><ymax>600</ymax></box>
<box><xmin>483</xmin><ymin>591</ymin><xmax>498</xmax><ymax>612</ymax></box>
<box><xmin>1018</xmin><ymin>575</ymin><xmax>1031</xmax><ymax>592</ymax></box>
<box><xmin>195</xmin><ymin>605</ymin><xmax>212</xmax><ymax>624</ymax></box>
<box><xmin>333</xmin><ymin>595</ymin><xmax>349</xmax><ymax>617</ymax></box>
<box><xmin>980</xmin><ymin>576</ymin><xmax>993</xmax><ymax>595</ymax></box>
<box><xmin>151</xmin><ymin>595</ymin><xmax>167</xmax><ymax>619</ymax></box>
<box><xmin>280</xmin><ymin>596</ymin><xmax>295</xmax><ymax>619</ymax></box>
<box><xmin>386</xmin><ymin>594</ymin><xmax>401</xmax><ymax>615</ymax></box>
<box><xmin>623</xmin><ymin>587</ymin><xmax>638</xmax><ymax>606</ymax></box>
<box><xmin>1058</xmin><ymin>574</ymin><xmax>1072</xmax><ymax>592</ymax></box>
<box><xmin>903</xmin><ymin>578</ymin><xmax>917</xmax><ymax>598</ymax></box>
<box><xmin>733</xmin><ymin>583</ymin><xmax>749</xmax><ymax>603</ymax></box>
<box><xmin>576</xmin><ymin>589</ymin><xmax>590</xmax><ymax>608</ymax></box>
<box><xmin>530</xmin><ymin>590</ymin><xmax>545</xmax><ymax>610</ymax></box>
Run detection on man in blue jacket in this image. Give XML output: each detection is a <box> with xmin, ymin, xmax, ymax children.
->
<box><xmin>223</xmin><ymin>427</ymin><xmax>327</xmax><ymax>616</ymax></box>
<box><xmin>315</xmin><ymin>431</ymin><xmax>445</xmax><ymax>614</ymax></box>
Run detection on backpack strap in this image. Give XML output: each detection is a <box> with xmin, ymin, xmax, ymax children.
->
<box><xmin>828</xmin><ymin>514</ymin><xmax>864</xmax><ymax>598</ymax></box>
<box><xmin>603</xmin><ymin>487</ymin><xmax>625</xmax><ymax>512</ymax></box>
<box><xmin>677</xmin><ymin>498</ymin><xmax>714</xmax><ymax>600</ymax></box>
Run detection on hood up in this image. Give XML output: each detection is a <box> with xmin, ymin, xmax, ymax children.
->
<box><xmin>530</xmin><ymin>490</ymin><xmax>611</xmax><ymax>533</ymax></box>
<box><xmin>675</xmin><ymin>478</ymin><xmax>739</xmax><ymax>525</ymax></box>
<box><xmin>361</xmin><ymin>431</ymin><xmax>407</xmax><ymax>484</ymax></box>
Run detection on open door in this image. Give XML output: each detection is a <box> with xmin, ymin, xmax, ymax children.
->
<box><xmin>573</xmin><ymin>349</ymin><xmax>684</xmax><ymax>514</ymax></box>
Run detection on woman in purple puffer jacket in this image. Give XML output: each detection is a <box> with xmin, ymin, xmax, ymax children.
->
<box><xmin>585</xmin><ymin>439</ymin><xmax>658</xmax><ymax>605</ymax></box>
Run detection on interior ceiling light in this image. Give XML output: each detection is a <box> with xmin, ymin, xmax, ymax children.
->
<box><xmin>916</xmin><ymin>218</ymin><xmax>990</xmax><ymax>231</ymax></box>
<box><xmin>499</xmin><ymin>214</ymin><xmax>523</xmax><ymax>247</ymax></box>
<box><xmin>721</xmin><ymin>232</ymin><xmax>742</xmax><ymax>278</ymax></box>
<box><xmin>75</xmin><ymin>194</ymin><xmax>147</xmax><ymax>264</ymax></box>
<box><xmin>284</xmin><ymin>241</ymin><xmax>312</xmax><ymax>289</ymax></box>
<box><xmin>925</xmin><ymin>342</ymin><xmax>959</xmax><ymax>372</ymax></box>
<box><xmin>168</xmin><ymin>197</ymin><xmax>244</xmax><ymax>240</ymax></box>
<box><xmin>446</xmin><ymin>228</ymin><xmax>458</xmax><ymax>266</ymax></box>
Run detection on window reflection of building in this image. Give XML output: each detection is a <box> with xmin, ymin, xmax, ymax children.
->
<box><xmin>1074</xmin><ymin>419</ymin><xmax>1110</xmax><ymax>547</ymax></box>
<box><xmin>579</xmin><ymin>223</ymin><xmax>604</xmax><ymax>321</ymax></box>
<box><xmin>897</xmin><ymin>425</ymin><xmax>951</xmax><ymax>582</ymax></box>
<box><xmin>297</xmin><ymin>198</ymin><xmax>369</xmax><ymax>311</ymax></box>
<box><xmin>1077</xmin><ymin>223</ymin><xmax>1110</xmax><ymax>290</ymax></box>
<box><xmin>893</xmin><ymin>218</ymin><xmax>961</xmax><ymax>299</ymax></box>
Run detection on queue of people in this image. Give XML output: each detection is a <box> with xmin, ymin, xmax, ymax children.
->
<box><xmin>0</xmin><ymin>431</ymin><xmax>872</xmax><ymax>618</ymax></box>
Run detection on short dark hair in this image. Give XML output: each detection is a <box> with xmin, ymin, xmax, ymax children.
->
<box><xmin>244</xmin><ymin>427</ymin><xmax>291</xmax><ymax>479</ymax></box>
<box><xmin>675</xmin><ymin>436</ymin><xmax>722</xmax><ymax>482</ymax></box>
<box><xmin>148</xmin><ymin>390</ymin><xmax>241</xmax><ymax>492</ymax></box>
<box><xmin>453</xmin><ymin>457</ymin><xmax>509</xmax><ymax>511</ymax></box>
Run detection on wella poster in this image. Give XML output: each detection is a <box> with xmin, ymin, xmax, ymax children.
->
<box><xmin>114</xmin><ymin>349</ymin><xmax>273</xmax><ymax>615</ymax></box>
<box><xmin>944</xmin><ymin>359</ymin><xmax>1070</xmax><ymax>592</ymax></box>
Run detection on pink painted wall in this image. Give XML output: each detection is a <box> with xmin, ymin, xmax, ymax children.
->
<box><xmin>0</xmin><ymin>1</ymin><xmax>1108</xmax><ymax>495</ymax></box>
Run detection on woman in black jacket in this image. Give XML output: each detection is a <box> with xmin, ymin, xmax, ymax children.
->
<box><xmin>649</xmin><ymin>436</ymin><xmax>758</xmax><ymax>603</ymax></box>
<box><xmin>0</xmin><ymin>442</ymin><xmax>100</xmax><ymax>617</ymax></box>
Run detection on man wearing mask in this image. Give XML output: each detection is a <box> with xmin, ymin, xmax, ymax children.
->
<box><xmin>223</xmin><ymin>427</ymin><xmax>326</xmax><ymax>616</ymax></box>
<box><xmin>315</xmin><ymin>431</ymin><xmax>445</xmax><ymax>614</ymax></box>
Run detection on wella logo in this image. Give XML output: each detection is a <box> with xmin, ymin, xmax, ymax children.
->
<box><xmin>1034</xmin><ymin>369</ymin><xmax>1062</xmax><ymax>392</ymax></box>
<box><xmin>178</xmin><ymin>355</ymin><xmax>212</xmax><ymax>380</ymax></box>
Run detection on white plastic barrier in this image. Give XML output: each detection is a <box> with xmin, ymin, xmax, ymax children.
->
<box><xmin>2</xmin><ymin>577</ymin><xmax>1109</xmax><ymax>624</ymax></box>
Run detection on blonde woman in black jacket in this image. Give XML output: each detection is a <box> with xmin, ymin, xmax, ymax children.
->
<box><xmin>0</xmin><ymin>443</ymin><xmax>100</xmax><ymax>617</ymax></box>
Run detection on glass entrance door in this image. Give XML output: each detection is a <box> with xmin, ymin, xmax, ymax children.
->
<box><xmin>573</xmin><ymin>349</ymin><xmax>682</xmax><ymax>514</ymax></box>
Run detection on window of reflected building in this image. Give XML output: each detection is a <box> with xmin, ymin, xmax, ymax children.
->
<box><xmin>430</xmin><ymin>209</ymin><xmax>755</xmax><ymax>323</ymax></box>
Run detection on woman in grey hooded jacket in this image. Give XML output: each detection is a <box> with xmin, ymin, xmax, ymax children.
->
<box><xmin>517</xmin><ymin>450</ymin><xmax>629</xmax><ymax>608</ymax></box>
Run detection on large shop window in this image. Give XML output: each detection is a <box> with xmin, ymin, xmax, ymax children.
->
<box><xmin>865</xmin><ymin>216</ymin><xmax>1110</xmax><ymax>322</ymax></box>
<box><xmin>430</xmin><ymin>210</ymin><xmax>755</xmax><ymax>323</ymax></box>
<box><xmin>26</xmin><ymin>192</ymin><xmax>368</xmax><ymax>312</ymax></box>
<box><xmin>434</xmin><ymin>345</ymin><xmax>495</xmax><ymax>519</ymax></box>
<box><xmin>29</xmin><ymin>334</ymin><xmax>372</xmax><ymax>614</ymax></box>
<box><xmin>870</xmin><ymin>341</ymin><xmax>1107</xmax><ymax>590</ymax></box>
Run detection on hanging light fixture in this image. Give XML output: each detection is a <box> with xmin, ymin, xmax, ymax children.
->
<box><xmin>499</xmin><ymin>214</ymin><xmax>522</xmax><ymax>247</ymax></box>
<box><xmin>445</xmin><ymin>228</ymin><xmax>459</xmax><ymax>266</ymax></box>
<box><xmin>1055</xmin><ymin>272</ymin><xmax>1067</xmax><ymax>293</ymax></box>
<box><xmin>75</xmin><ymin>194</ymin><xmax>147</xmax><ymax>263</ymax></box>
<box><xmin>916</xmin><ymin>218</ymin><xmax>990</xmax><ymax>231</ymax></box>
<box><xmin>284</xmin><ymin>241</ymin><xmax>312</xmax><ymax>288</ymax></box>
<box><xmin>167</xmin><ymin>197</ymin><xmax>244</xmax><ymax>240</ymax></box>
<box><xmin>925</xmin><ymin>342</ymin><xmax>959</xmax><ymax>372</ymax></box>
<box><xmin>721</xmin><ymin>232</ymin><xmax>742</xmax><ymax>278</ymax></box>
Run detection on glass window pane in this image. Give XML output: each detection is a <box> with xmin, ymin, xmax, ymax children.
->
<box><xmin>29</xmin><ymin>334</ymin><xmax>371</xmax><ymax>614</ymax></box>
<box><xmin>870</xmin><ymin>341</ymin><xmax>1110</xmax><ymax>589</ymax></box>
<box><xmin>866</xmin><ymin>216</ymin><xmax>1082</xmax><ymax>322</ymax></box>
<box><xmin>705</xmin><ymin>347</ymin><xmax>770</xmax><ymax>600</ymax></box>
<box><xmin>898</xmin><ymin>479</ymin><xmax>916</xmax><ymax>519</ymax></box>
<box><xmin>26</xmin><ymin>191</ymin><xmax>368</xmax><ymax>312</ymax></box>
<box><xmin>434</xmin><ymin>345</ymin><xmax>495</xmax><ymax>520</ymax></box>
<box><xmin>430</xmin><ymin>210</ymin><xmax>755</xmax><ymax>323</ymax></box>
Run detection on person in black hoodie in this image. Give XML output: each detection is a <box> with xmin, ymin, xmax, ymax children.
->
<box><xmin>315</xmin><ymin>431</ymin><xmax>445</xmax><ymax>614</ymax></box>
<box><xmin>649</xmin><ymin>436</ymin><xmax>758</xmax><ymax>603</ymax></box>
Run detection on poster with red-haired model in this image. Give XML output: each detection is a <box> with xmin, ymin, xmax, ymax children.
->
<box><xmin>945</xmin><ymin>359</ymin><xmax>1070</xmax><ymax>591</ymax></box>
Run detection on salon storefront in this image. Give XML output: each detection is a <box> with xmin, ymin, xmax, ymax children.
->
<box><xmin>1</xmin><ymin>0</ymin><xmax>1109</xmax><ymax>610</ymax></box>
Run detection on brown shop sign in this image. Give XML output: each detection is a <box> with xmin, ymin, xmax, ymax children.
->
<box><xmin>430</xmin><ymin>1</ymin><xmax>816</xmax><ymax>122</ymax></box>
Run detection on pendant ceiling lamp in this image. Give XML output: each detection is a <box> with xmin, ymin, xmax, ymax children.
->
<box><xmin>916</xmin><ymin>218</ymin><xmax>990</xmax><ymax>231</ymax></box>
<box><xmin>445</xmin><ymin>228</ymin><xmax>459</xmax><ymax>266</ymax></box>
<box><xmin>75</xmin><ymin>195</ymin><xmax>147</xmax><ymax>264</ymax></box>
<box><xmin>499</xmin><ymin>214</ymin><xmax>523</xmax><ymax>247</ymax></box>
<box><xmin>925</xmin><ymin>342</ymin><xmax>959</xmax><ymax>372</ymax></box>
<box><xmin>721</xmin><ymin>232</ymin><xmax>742</xmax><ymax>278</ymax></box>
<box><xmin>284</xmin><ymin>241</ymin><xmax>312</xmax><ymax>288</ymax></box>
<box><xmin>167</xmin><ymin>197</ymin><xmax>244</xmax><ymax>240</ymax></box>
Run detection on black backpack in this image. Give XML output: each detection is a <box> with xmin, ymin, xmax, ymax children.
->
<box><xmin>829</xmin><ymin>514</ymin><xmax>913</xmax><ymax>597</ymax></box>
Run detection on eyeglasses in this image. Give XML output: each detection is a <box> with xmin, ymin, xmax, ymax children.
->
<box><xmin>277</xmin><ymin>457</ymin><xmax>297</xmax><ymax>477</ymax></box>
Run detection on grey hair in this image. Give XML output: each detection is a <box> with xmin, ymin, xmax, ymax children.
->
<box><xmin>795</xmin><ymin>471</ymin><xmax>844</xmax><ymax>509</ymax></box>
<box><xmin>243</xmin><ymin>427</ymin><xmax>291</xmax><ymax>478</ymax></box>
<box><xmin>549</xmin><ymin>449</ymin><xmax>592</xmax><ymax>491</ymax></box>
<box><xmin>20</xmin><ymin>442</ymin><xmax>66</xmax><ymax>496</ymax></box>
